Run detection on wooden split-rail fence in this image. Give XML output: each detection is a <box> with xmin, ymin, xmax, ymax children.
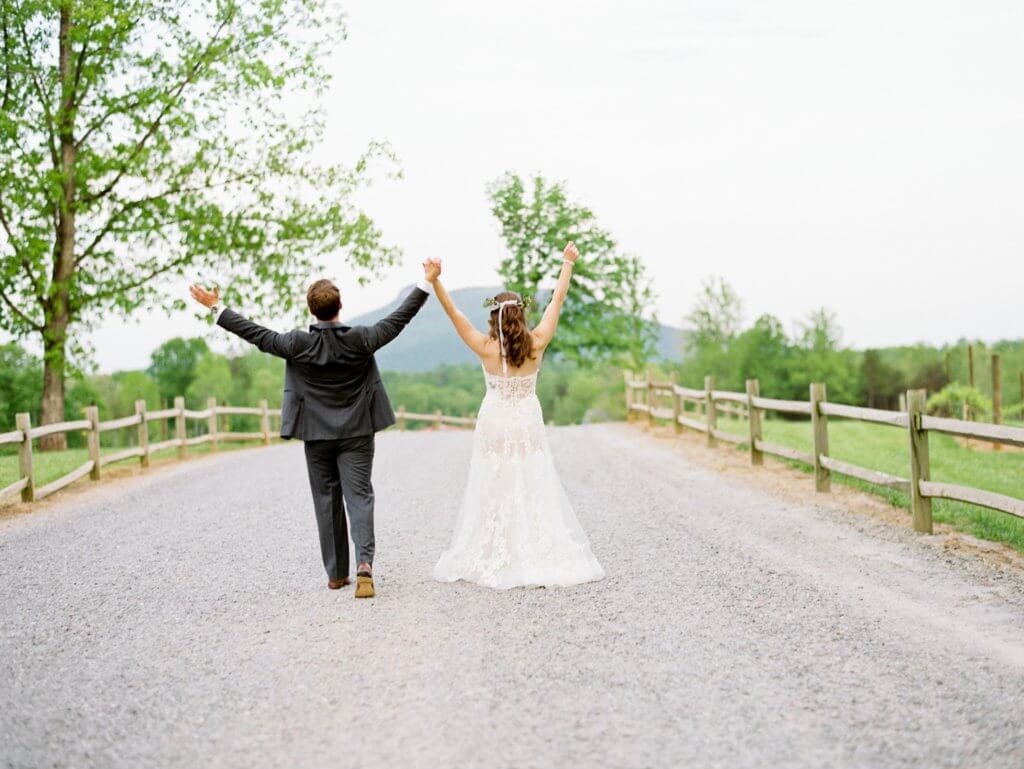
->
<box><xmin>624</xmin><ymin>370</ymin><xmax>1024</xmax><ymax>532</ymax></box>
<box><xmin>1</xmin><ymin>399</ymin><xmax>475</xmax><ymax>508</ymax></box>
<box><xmin>0</xmin><ymin>397</ymin><xmax>283</xmax><ymax>505</ymax></box>
<box><xmin>394</xmin><ymin>407</ymin><xmax>476</xmax><ymax>431</ymax></box>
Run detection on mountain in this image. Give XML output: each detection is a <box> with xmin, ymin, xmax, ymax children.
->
<box><xmin>349</xmin><ymin>285</ymin><xmax>686</xmax><ymax>372</ymax></box>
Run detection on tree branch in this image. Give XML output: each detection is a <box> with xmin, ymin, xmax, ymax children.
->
<box><xmin>75</xmin><ymin>251</ymin><xmax>194</xmax><ymax>308</ymax></box>
<box><xmin>0</xmin><ymin>285</ymin><xmax>43</xmax><ymax>331</ymax></box>
<box><xmin>1</xmin><ymin>2</ymin><xmax>12</xmax><ymax>110</ymax></box>
<box><xmin>76</xmin><ymin>92</ymin><xmax>144</xmax><ymax>148</ymax></box>
<box><xmin>70</xmin><ymin>27</ymin><xmax>90</xmax><ymax>111</ymax></box>
<box><xmin>76</xmin><ymin>169</ymin><xmax>260</xmax><ymax>265</ymax></box>
<box><xmin>15</xmin><ymin>15</ymin><xmax>59</xmax><ymax>171</ymax></box>
<box><xmin>0</xmin><ymin>191</ymin><xmax>44</xmax><ymax>294</ymax></box>
<box><xmin>80</xmin><ymin>16</ymin><xmax>232</xmax><ymax>205</ymax></box>
<box><xmin>0</xmin><ymin>190</ymin><xmax>14</xmax><ymax>243</ymax></box>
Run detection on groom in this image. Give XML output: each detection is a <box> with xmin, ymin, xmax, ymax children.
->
<box><xmin>188</xmin><ymin>260</ymin><xmax>439</xmax><ymax>598</ymax></box>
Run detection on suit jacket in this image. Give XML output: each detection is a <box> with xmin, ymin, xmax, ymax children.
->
<box><xmin>216</xmin><ymin>286</ymin><xmax>429</xmax><ymax>441</ymax></box>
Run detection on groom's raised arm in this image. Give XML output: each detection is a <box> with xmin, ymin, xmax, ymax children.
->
<box><xmin>354</xmin><ymin>282</ymin><xmax>430</xmax><ymax>354</ymax></box>
<box><xmin>217</xmin><ymin>308</ymin><xmax>301</xmax><ymax>359</ymax></box>
<box><xmin>353</xmin><ymin>261</ymin><xmax>439</xmax><ymax>353</ymax></box>
<box><xmin>188</xmin><ymin>284</ymin><xmax>299</xmax><ymax>359</ymax></box>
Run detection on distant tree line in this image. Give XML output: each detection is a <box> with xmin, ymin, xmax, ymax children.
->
<box><xmin>1</xmin><ymin>278</ymin><xmax>1019</xmax><ymax>446</ymax></box>
<box><xmin>668</xmin><ymin>277</ymin><xmax>1024</xmax><ymax>415</ymax></box>
<box><xmin>0</xmin><ymin>339</ymin><xmax>632</xmax><ymax>447</ymax></box>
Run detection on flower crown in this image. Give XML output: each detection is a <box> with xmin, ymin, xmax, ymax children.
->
<box><xmin>482</xmin><ymin>295</ymin><xmax>535</xmax><ymax>312</ymax></box>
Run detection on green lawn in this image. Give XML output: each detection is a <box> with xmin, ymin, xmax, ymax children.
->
<box><xmin>711</xmin><ymin>414</ymin><xmax>1024</xmax><ymax>550</ymax></box>
<box><xmin>0</xmin><ymin>440</ymin><xmax>273</xmax><ymax>493</ymax></box>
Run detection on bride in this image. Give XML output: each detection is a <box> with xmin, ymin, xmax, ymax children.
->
<box><xmin>426</xmin><ymin>243</ymin><xmax>604</xmax><ymax>589</ymax></box>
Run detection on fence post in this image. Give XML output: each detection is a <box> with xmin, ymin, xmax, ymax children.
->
<box><xmin>397</xmin><ymin>406</ymin><xmax>407</xmax><ymax>431</ymax></box>
<box><xmin>434</xmin><ymin>409</ymin><xmax>442</xmax><ymax>431</ymax></box>
<box><xmin>259</xmin><ymin>399</ymin><xmax>271</xmax><ymax>446</ymax></box>
<box><xmin>175</xmin><ymin>397</ymin><xmax>186</xmax><ymax>459</ymax></box>
<box><xmin>810</xmin><ymin>382</ymin><xmax>830</xmax><ymax>492</ymax></box>
<box><xmin>135</xmin><ymin>400</ymin><xmax>149</xmax><ymax>468</ymax></box>
<box><xmin>906</xmin><ymin>389</ymin><xmax>933</xmax><ymax>533</ymax></box>
<box><xmin>992</xmin><ymin>354</ymin><xmax>1002</xmax><ymax>452</ymax></box>
<box><xmin>86</xmin><ymin>405</ymin><xmax>101</xmax><ymax>480</ymax></box>
<box><xmin>898</xmin><ymin>393</ymin><xmax>906</xmax><ymax>412</ymax></box>
<box><xmin>208</xmin><ymin>398</ymin><xmax>218</xmax><ymax>452</ymax></box>
<box><xmin>704</xmin><ymin>375</ymin><xmax>716</xmax><ymax>447</ymax></box>
<box><xmin>746</xmin><ymin>379</ymin><xmax>762</xmax><ymax>465</ymax></box>
<box><xmin>16</xmin><ymin>412</ymin><xmax>35</xmax><ymax>502</ymax></box>
<box><xmin>670</xmin><ymin>372</ymin><xmax>681</xmax><ymax>434</ymax></box>
<box><xmin>623</xmin><ymin>370</ymin><xmax>634</xmax><ymax>422</ymax></box>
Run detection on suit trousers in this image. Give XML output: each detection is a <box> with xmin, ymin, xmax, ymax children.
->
<box><xmin>303</xmin><ymin>435</ymin><xmax>376</xmax><ymax>580</ymax></box>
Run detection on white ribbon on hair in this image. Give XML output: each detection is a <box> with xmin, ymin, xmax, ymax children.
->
<box><xmin>485</xmin><ymin>298</ymin><xmax>523</xmax><ymax>375</ymax></box>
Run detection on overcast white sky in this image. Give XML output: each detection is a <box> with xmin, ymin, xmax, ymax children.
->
<box><xmin>90</xmin><ymin>0</ymin><xmax>1024</xmax><ymax>372</ymax></box>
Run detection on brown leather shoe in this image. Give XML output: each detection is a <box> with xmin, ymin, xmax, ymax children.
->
<box><xmin>327</xmin><ymin>577</ymin><xmax>351</xmax><ymax>590</ymax></box>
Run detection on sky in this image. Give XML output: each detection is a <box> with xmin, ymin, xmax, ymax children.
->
<box><xmin>89</xmin><ymin>0</ymin><xmax>1024</xmax><ymax>372</ymax></box>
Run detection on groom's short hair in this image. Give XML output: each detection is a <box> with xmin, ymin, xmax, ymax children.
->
<box><xmin>307</xmin><ymin>279</ymin><xmax>341</xmax><ymax>321</ymax></box>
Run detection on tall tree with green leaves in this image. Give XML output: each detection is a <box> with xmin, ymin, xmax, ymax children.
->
<box><xmin>685</xmin><ymin>276</ymin><xmax>743</xmax><ymax>349</ymax></box>
<box><xmin>147</xmin><ymin>337</ymin><xmax>209</xmax><ymax>403</ymax></box>
<box><xmin>678</xmin><ymin>276</ymin><xmax>744</xmax><ymax>387</ymax></box>
<box><xmin>0</xmin><ymin>343</ymin><xmax>42</xmax><ymax>430</ymax></box>
<box><xmin>487</xmin><ymin>173</ymin><xmax>657</xmax><ymax>367</ymax></box>
<box><xmin>0</xmin><ymin>0</ymin><xmax>398</xmax><ymax>447</ymax></box>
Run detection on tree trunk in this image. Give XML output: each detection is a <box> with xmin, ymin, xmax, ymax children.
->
<box><xmin>39</xmin><ymin>326</ymin><xmax>68</xmax><ymax>451</ymax></box>
<box><xmin>39</xmin><ymin>4</ymin><xmax>77</xmax><ymax>452</ymax></box>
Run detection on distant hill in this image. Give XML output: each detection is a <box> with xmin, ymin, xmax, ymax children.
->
<box><xmin>349</xmin><ymin>285</ymin><xmax>687</xmax><ymax>372</ymax></box>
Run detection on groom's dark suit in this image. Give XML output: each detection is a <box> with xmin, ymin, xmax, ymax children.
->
<box><xmin>215</xmin><ymin>285</ymin><xmax>430</xmax><ymax>581</ymax></box>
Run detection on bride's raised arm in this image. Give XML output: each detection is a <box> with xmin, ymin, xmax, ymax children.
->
<box><xmin>531</xmin><ymin>242</ymin><xmax>578</xmax><ymax>349</ymax></box>
<box><xmin>426</xmin><ymin>258</ymin><xmax>490</xmax><ymax>356</ymax></box>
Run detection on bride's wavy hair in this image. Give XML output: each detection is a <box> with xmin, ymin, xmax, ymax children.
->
<box><xmin>487</xmin><ymin>291</ymin><xmax>535</xmax><ymax>369</ymax></box>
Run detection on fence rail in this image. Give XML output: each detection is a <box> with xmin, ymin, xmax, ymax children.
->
<box><xmin>2</xmin><ymin>398</ymin><xmax>475</xmax><ymax>508</ymax></box>
<box><xmin>1</xmin><ymin>399</ymin><xmax>284</xmax><ymax>506</ymax></box>
<box><xmin>394</xmin><ymin>407</ymin><xmax>477</xmax><ymax>429</ymax></box>
<box><xmin>624</xmin><ymin>369</ymin><xmax>1024</xmax><ymax>532</ymax></box>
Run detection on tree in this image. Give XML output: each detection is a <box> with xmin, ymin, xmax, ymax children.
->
<box><xmin>186</xmin><ymin>352</ymin><xmax>233</xmax><ymax>408</ymax></box>
<box><xmin>0</xmin><ymin>343</ymin><xmax>42</xmax><ymax>430</ymax></box>
<box><xmin>790</xmin><ymin>308</ymin><xmax>862</xmax><ymax>404</ymax></box>
<box><xmin>685</xmin><ymin>276</ymin><xmax>743</xmax><ymax>349</ymax></box>
<box><xmin>798</xmin><ymin>308</ymin><xmax>843</xmax><ymax>353</ymax></box>
<box><xmin>148</xmin><ymin>337</ymin><xmax>209</xmax><ymax>403</ymax></box>
<box><xmin>230</xmin><ymin>349</ymin><xmax>284</xmax><ymax>407</ymax></box>
<box><xmin>731</xmin><ymin>314</ymin><xmax>791</xmax><ymax>396</ymax></box>
<box><xmin>90</xmin><ymin>369</ymin><xmax>160</xmax><ymax>420</ymax></box>
<box><xmin>0</xmin><ymin>1</ymin><xmax>398</xmax><ymax>448</ymax></box>
<box><xmin>861</xmin><ymin>349</ymin><xmax>903</xmax><ymax>409</ymax></box>
<box><xmin>487</xmin><ymin>173</ymin><xmax>657</xmax><ymax>367</ymax></box>
<box><xmin>679</xmin><ymin>276</ymin><xmax>744</xmax><ymax>388</ymax></box>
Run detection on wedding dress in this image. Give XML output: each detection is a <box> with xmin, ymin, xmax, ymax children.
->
<box><xmin>433</xmin><ymin>366</ymin><xmax>605</xmax><ymax>589</ymax></box>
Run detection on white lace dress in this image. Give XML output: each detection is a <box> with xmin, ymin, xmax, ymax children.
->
<box><xmin>433</xmin><ymin>368</ymin><xmax>605</xmax><ymax>589</ymax></box>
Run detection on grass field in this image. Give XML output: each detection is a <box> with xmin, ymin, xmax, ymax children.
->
<box><xmin>710</xmin><ymin>414</ymin><xmax>1024</xmax><ymax>551</ymax></box>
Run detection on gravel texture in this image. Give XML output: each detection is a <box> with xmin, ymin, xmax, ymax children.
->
<box><xmin>2</xmin><ymin>423</ymin><xmax>1024</xmax><ymax>769</ymax></box>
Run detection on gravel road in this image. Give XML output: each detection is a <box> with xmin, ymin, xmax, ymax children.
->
<box><xmin>3</xmin><ymin>423</ymin><xmax>1024</xmax><ymax>769</ymax></box>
